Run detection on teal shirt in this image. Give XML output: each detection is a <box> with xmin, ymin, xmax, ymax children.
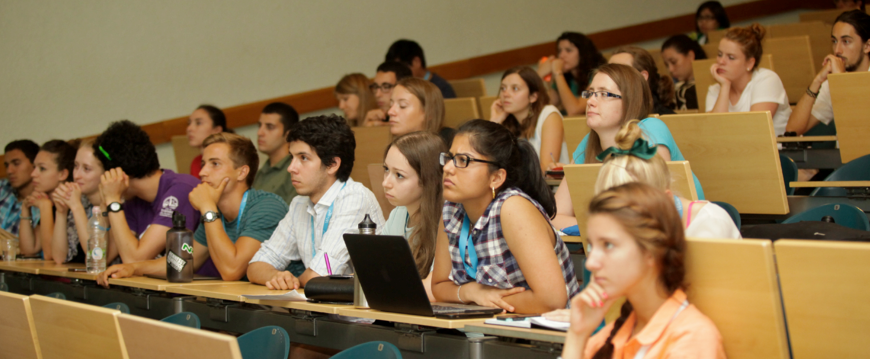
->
<box><xmin>194</xmin><ymin>189</ymin><xmax>289</xmax><ymax>247</ymax></box>
<box><xmin>572</xmin><ymin>117</ymin><xmax>705</xmax><ymax>199</ymax></box>
<box><xmin>382</xmin><ymin>206</ymin><xmax>413</xmax><ymax>238</ymax></box>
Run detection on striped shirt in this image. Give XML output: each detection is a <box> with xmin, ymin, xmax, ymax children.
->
<box><xmin>249</xmin><ymin>178</ymin><xmax>385</xmax><ymax>276</ymax></box>
<box><xmin>0</xmin><ymin>179</ymin><xmax>40</xmax><ymax>236</ymax></box>
<box><xmin>443</xmin><ymin>187</ymin><xmax>580</xmax><ymax>306</ymax></box>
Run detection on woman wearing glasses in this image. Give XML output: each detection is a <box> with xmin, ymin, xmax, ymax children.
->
<box><xmin>387</xmin><ymin>77</ymin><xmax>455</xmax><ymax>146</ymax></box>
<box><xmin>691</xmin><ymin>1</ymin><xmax>730</xmax><ymax>45</ymax></box>
<box><xmin>431</xmin><ymin>119</ymin><xmax>580</xmax><ymax>313</ymax></box>
<box><xmin>551</xmin><ymin>63</ymin><xmax>704</xmax><ymax>231</ymax></box>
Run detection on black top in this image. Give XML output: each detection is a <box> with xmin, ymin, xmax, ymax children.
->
<box><xmin>429</xmin><ymin>72</ymin><xmax>456</xmax><ymax>99</ymax></box>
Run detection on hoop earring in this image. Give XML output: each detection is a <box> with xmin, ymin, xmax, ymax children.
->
<box><xmin>491</xmin><ymin>186</ymin><xmax>496</xmax><ymax>199</ymax></box>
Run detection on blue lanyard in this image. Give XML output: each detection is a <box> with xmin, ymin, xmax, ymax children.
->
<box><xmin>309</xmin><ymin>182</ymin><xmax>346</xmax><ymax>259</ymax></box>
<box><xmin>222</xmin><ymin>190</ymin><xmax>249</xmax><ymax>238</ymax></box>
<box><xmin>673</xmin><ymin>195</ymin><xmax>683</xmax><ymax>218</ymax></box>
<box><xmin>459</xmin><ymin>215</ymin><xmax>478</xmax><ymax>279</ymax></box>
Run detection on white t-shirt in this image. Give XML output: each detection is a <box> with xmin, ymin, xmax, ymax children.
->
<box><xmin>810</xmin><ymin>80</ymin><xmax>834</xmax><ymax>125</ymax></box>
<box><xmin>705</xmin><ymin>68</ymin><xmax>792</xmax><ymax>136</ymax></box>
<box><xmin>685</xmin><ymin>202</ymin><xmax>742</xmax><ymax>239</ymax></box>
<box><xmin>528</xmin><ymin>105</ymin><xmax>569</xmax><ymax>164</ymax></box>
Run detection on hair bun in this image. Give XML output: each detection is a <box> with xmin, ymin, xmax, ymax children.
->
<box><xmin>748</xmin><ymin>23</ymin><xmax>766</xmax><ymax>42</ymax></box>
<box><xmin>614</xmin><ymin>120</ymin><xmax>643</xmax><ymax>150</ymax></box>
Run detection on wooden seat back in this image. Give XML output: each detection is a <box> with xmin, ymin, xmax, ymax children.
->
<box><xmin>478</xmin><ymin>96</ymin><xmax>498</xmax><ymax>121</ymax></box>
<box><xmin>684</xmin><ymin>238</ymin><xmax>790</xmax><ymax>359</ymax></box>
<box><xmin>564</xmin><ymin>161</ymin><xmax>697</xmax><ymax>246</ymax></box>
<box><xmin>443</xmin><ymin>97</ymin><xmax>482</xmax><ymax>129</ymax></box>
<box><xmin>659</xmin><ymin>111</ymin><xmax>788</xmax><ymax>214</ymax></box>
<box><xmin>762</xmin><ymin>36</ymin><xmax>816</xmax><ymax>102</ymax></box>
<box><xmin>447</xmin><ymin>78</ymin><xmax>487</xmax><ymax>98</ymax></box>
<box><xmin>118</xmin><ymin>313</ymin><xmax>243</xmax><ymax>359</ymax></box>
<box><xmin>30</xmin><ymin>295</ymin><xmax>128</xmax><ymax>359</ymax></box>
<box><xmin>774</xmin><ymin>240</ymin><xmax>869</xmax><ymax>358</ymax></box>
<box><xmin>171</xmin><ymin>135</ymin><xmax>200</xmax><ymax>175</ymax></box>
<box><xmin>351</xmin><ymin>126</ymin><xmax>392</xmax><ymax>191</ymax></box>
<box><xmin>799</xmin><ymin>8</ymin><xmax>846</xmax><ymax>25</ymax></box>
<box><xmin>828</xmin><ymin>72</ymin><xmax>870</xmax><ymax>163</ymax></box>
<box><xmin>562</xmin><ymin>116</ymin><xmax>588</xmax><ymax>160</ymax></box>
<box><xmin>0</xmin><ymin>291</ymin><xmax>41</xmax><ymax>359</ymax></box>
<box><xmin>367</xmin><ymin>163</ymin><xmax>395</xmax><ymax>217</ymax></box>
<box><xmin>768</xmin><ymin>21</ymin><xmax>831</xmax><ymax>73</ymax></box>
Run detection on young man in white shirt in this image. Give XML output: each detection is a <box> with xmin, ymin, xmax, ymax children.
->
<box><xmin>247</xmin><ymin>114</ymin><xmax>385</xmax><ymax>289</ymax></box>
<box><xmin>786</xmin><ymin>10</ymin><xmax>869</xmax><ymax>135</ymax></box>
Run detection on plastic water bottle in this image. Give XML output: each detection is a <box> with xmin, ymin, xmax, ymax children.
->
<box><xmin>86</xmin><ymin>207</ymin><xmax>107</xmax><ymax>274</ymax></box>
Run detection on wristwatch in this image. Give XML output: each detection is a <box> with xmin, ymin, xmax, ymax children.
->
<box><xmin>202</xmin><ymin>211</ymin><xmax>220</xmax><ymax>223</ymax></box>
<box><xmin>102</xmin><ymin>202</ymin><xmax>123</xmax><ymax>217</ymax></box>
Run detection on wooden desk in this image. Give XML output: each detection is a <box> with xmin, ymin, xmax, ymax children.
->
<box><xmin>776</xmin><ymin>136</ymin><xmax>837</xmax><ymax>143</ymax></box>
<box><xmin>38</xmin><ymin>263</ymin><xmax>98</xmax><ymax>281</ymax></box>
<box><xmin>163</xmin><ymin>283</ymin><xmax>350</xmax><ymax>314</ymax></box>
<box><xmin>0</xmin><ymin>260</ymin><xmax>72</xmax><ymax>275</ymax></box>
<box><xmin>561</xmin><ymin>236</ymin><xmax>582</xmax><ymax>243</ymax></box>
<box><xmin>464</xmin><ymin>323</ymin><xmax>566</xmax><ymax>343</ymax></box>
<box><xmin>107</xmin><ymin>276</ymin><xmax>243</xmax><ymax>291</ymax></box>
<box><xmin>790</xmin><ymin>181</ymin><xmax>870</xmax><ymax>188</ymax></box>
<box><xmin>335</xmin><ymin>307</ymin><xmax>489</xmax><ymax>329</ymax></box>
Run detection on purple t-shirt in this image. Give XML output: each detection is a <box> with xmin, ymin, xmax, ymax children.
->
<box><xmin>124</xmin><ymin>169</ymin><xmax>200</xmax><ymax>237</ymax></box>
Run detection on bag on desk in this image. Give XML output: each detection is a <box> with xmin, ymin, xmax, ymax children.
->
<box><xmin>742</xmin><ymin>221</ymin><xmax>870</xmax><ymax>242</ymax></box>
<box><xmin>304</xmin><ymin>276</ymin><xmax>354</xmax><ymax>303</ymax></box>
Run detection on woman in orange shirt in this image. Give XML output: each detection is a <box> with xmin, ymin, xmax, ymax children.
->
<box><xmin>559</xmin><ymin>182</ymin><xmax>725</xmax><ymax>359</ymax></box>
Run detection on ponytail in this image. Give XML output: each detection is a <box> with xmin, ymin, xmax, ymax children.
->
<box><xmin>592</xmin><ymin>301</ymin><xmax>634</xmax><ymax>359</ymax></box>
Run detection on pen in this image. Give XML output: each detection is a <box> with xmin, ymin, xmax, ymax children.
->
<box><xmin>324</xmin><ymin>252</ymin><xmax>332</xmax><ymax>276</ymax></box>
<box><xmin>549</xmin><ymin>152</ymin><xmax>557</xmax><ymax>164</ymax></box>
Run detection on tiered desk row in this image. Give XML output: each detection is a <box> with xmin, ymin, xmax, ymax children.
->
<box><xmin>2</xmin><ymin>237</ymin><xmax>868</xmax><ymax>359</ymax></box>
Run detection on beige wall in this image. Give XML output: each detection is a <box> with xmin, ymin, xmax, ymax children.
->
<box><xmin>0</xmin><ymin>0</ymin><xmax>802</xmax><ymax>171</ymax></box>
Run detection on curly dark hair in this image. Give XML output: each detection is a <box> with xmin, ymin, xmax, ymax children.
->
<box><xmin>286</xmin><ymin>114</ymin><xmax>355</xmax><ymax>182</ymax></box>
<box><xmin>40</xmin><ymin>140</ymin><xmax>77</xmax><ymax>182</ymax></box>
<box><xmin>556</xmin><ymin>32</ymin><xmax>607</xmax><ymax>89</ymax></box>
<box><xmin>92</xmin><ymin>120</ymin><xmax>160</xmax><ymax>179</ymax></box>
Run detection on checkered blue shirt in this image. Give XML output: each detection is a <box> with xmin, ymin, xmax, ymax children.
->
<box><xmin>0</xmin><ymin>179</ymin><xmax>40</xmax><ymax>236</ymax></box>
<box><xmin>443</xmin><ymin>187</ymin><xmax>580</xmax><ymax>307</ymax></box>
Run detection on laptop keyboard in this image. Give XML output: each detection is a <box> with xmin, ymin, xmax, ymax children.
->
<box><xmin>431</xmin><ymin>305</ymin><xmax>472</xmax><ymax>314</ymax></box>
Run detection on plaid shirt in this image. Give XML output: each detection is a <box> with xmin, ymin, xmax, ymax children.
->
<box><xmin>0</xmin><ymin>179</ymin><xmax>40</xmax><ymax>236</ymax></box>
<box><xmin>443</xmin><ymin>187</ymin><xmax>580</xmax><ymax>306</ymax></box>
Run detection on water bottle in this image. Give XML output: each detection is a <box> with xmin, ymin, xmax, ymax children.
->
<box><xmin>353</xmin><ymin>214</ymin><xmax>377</xmax><ymax>308</ymax></box>
<box><xmin>166</xmin><ymin>211</ymin><xmax>194</xmax><ymax>283</ymax></box>
<box><xmin>86</xmin><ymin>207</ymin><xmax>107</xmax><ymax>273</ymax></box>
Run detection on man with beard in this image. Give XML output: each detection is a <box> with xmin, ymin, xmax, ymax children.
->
<box><xmin>0</xmin><ymin>140</ymin><xmax>41</xmax><ymax>235</ymax></box>
<box><xmin>786</xmin><ymin>10</ymin><xmax>869</xmax><ymax>135</ymax></box>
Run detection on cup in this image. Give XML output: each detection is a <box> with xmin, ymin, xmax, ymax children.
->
<box><xmin>3</xmin><ymin>239</ymin><xmax>19</xmax><ymax>262</ymax></box>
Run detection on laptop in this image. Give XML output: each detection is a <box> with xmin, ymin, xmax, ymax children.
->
<box><xmin>343</xmin><ymin>234</ymin><xmax>503</xmax><ymax>319</ymax></box>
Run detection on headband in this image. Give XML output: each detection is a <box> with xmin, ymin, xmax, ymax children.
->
<box><xmin>596</xmin><ymin>138</ymin><xmax>658</xmax><ymax>162</ymax></box>
<box><xmin>98</xmin><ymin>145</ymin><xmax>112</xmax><ymax>161</ymax></box>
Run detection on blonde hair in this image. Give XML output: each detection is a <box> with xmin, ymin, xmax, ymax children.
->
<box><xmin>595</xmin><ymin>120</ymin><xmax>671</xmax><ymax>194</ymax></box>
<box><xmin>202</xmin><ymin>133</ymin><xmax>259</xmax><ymax>187</ymax></box>
<box><xmin>335</xmin><ymin>73</ymin><xmax>379</xmax><ymax>126</ymax></box>
<box><xmin>396</xmin><ymin>77</ymin><xmax>445</xmax><ymax>134</ymax></box>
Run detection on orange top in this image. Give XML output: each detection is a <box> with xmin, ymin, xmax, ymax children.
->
<box><xmin>584</xmin><ymin>289</ymin><xmax>726</xmax><ymax>359</ymax></box>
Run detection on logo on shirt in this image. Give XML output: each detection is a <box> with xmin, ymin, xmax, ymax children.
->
<box><xmin>160</xmin><ymin>196</ymin><xmax>179</xmax><ymax>218</ymax></box>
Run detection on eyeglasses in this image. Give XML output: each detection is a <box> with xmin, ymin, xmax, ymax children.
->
<box><xmin>439</xmin><ymin>152</ymin><xmax>500</xmax><ymax>168</ymax></box>
<box><xmin>697</xmin><ymin>15</ymin><xmax>716</xmax><ymax>21</ymax></box>
<box><xmin>369</xmin><ymin>82</ymin><xmax>395</xmax><ymax>93</ymax></box>
<box><xmin>580</xmin><ymin>90</ymin><xmax>623</xmax><ymax>100</ymax></box>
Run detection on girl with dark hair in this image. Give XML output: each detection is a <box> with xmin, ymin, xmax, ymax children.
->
<box><xmin>187</xmin><ymin>104</ymin><xmax>230</xmax><ymax>178</ymax></box>
<box><xmin>538</xmin><ymin>32</ymin><xmax>607</xmax><ymax>116</ymax></box>
<box><xmin>558</xmin><ymin>182</ymin><xmax>725</xmax><ymax>359</ymax></box>
<box><xmin>380</xmin><ymin>132</ymin><xmax>447</xmax><ymax>301</ymax></box>
<box><xmin>431</xmin><ymin>119</ymin><xmax>580</xmax><ymax>313</ymax></box>
<box><xmin>609</xmin><ymin>46</ymin><xmax>677</xmax><ymax>114</ymax></box>
<box><xmin>18</xmin><ymin>140</ymin><xmax>77</xmax><ymax>260</ymax></box>
<box><xmin>707</xmin><ymin>24</ymin><xmax>791</xmax><ymax>136</ymax></box>
<box><xmin>490</xmin><ymin>66</ymin><xmax>568</xmax><ymax>171</ymax></box>
<box><xmin>662</xmin><ymin>35</ymin><xmax>708</xmax><ymax>110</ymax></box>
<box><xmin>692</xmin><ymin>1</ymin><xmax>731</xmax><ymax>45</ymax></box>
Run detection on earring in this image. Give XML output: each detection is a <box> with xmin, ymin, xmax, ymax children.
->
<box><xmin>746</xmin><ymin>68</ymin><xmax>751</xmax><ymax>72</ymax></box>
<box><xmin>491</xmin><ymin>186</ymin><xmax>496</xmax><ymax>199</ymax></box>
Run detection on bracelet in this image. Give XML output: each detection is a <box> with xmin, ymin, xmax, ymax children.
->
<box><xmin>19</xmin><ymin>216</ymin><xmax>31</xmax><ymax>220</ymax></box>
<box><xmin>806</xmin><ymin>86</ymin><xmax>819</xmax><ymax>99</ymax></box>
<box><xmin>456</xmin><ymin>285</ymin><xmax>466</xmax><ymax>304</ymax></box>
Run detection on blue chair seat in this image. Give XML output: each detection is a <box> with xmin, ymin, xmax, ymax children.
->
<box><xmin>332</xmin><ymin>341</ymin><xmax>402</xmax><ymax>359</ymax></box>
<box><xmin>161</xmin><ymin>311</ymin><xmax>200</xmax><ymax>329</ymax></box>
<box><xmin>782</xmin><ymin>203</ymin><xmax>869</xmax><ymax>231</ymax></box>
<box><xmin>237</xmin><ymin>325</ymin><xmax>290</xmax><ymax>359</ymax></box>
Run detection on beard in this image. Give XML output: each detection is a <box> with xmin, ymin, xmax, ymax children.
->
<box><xmin>841</xmin><ymin>55</ymin><xmax>863</xmax><ymax>72</ymax></box>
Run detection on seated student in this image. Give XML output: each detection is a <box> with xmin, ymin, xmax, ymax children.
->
<box><xmin>691</xmin><ymin>1</ymin><xmax>730</xmax><ymax>45</ymax></box>
<box><xmin>386</xmin><ymin>39</ymin><xmax>456</xmax><ymax>99</ymax></box>
<box><xmin>558</xmin><ymin>183</ymin><xmax>726</xmax><ymax>359</ymax></box>
<box><xmin>95</xmin><ymin>133</ymin><xmax>288</xmax><ymax>284</ymax></box>
<box><xmin>49</xmin><ymin>139</ymin><xmax>120</xmax><ymax>264</ymax></box>
<box><xmin>661</xmin><ymin>34</ymin><xmax>709</xmax><ymax>110</ymax></box>
<box><xmin>538</xmin><ymin>32</ymin><xmax>607</xmax><ymax>116</ymax></box>
<box><xmin>707</xmin><ymin>24</ymin><xmax>792</xmax><ymax>136</ymax></box>
<box><xmin>609</xmin><ymin>46</ymin><xmax>677</xmax><ymax>115</ymax></box>
<box><xmin>94</xmin><ymin>120</ymin><xmax>200</xmax><ymax>263</ymax></box>
<box><xmin>431</xmin><ymin>120</ymin><xmax>580</xmax><ymax>314</ymax></box>
<box><xmin>187</xmin><ymin>104</ymin><xmax>229</xmax><ymax>177</ymax></box>
<box><xmin>362</xmin><ymin>62</ymin><xmax>413</xmax><ymax>126</ymax></box>
<box><xmin>597</xmin><ymin>121</ymin><xmax>741</xmax><ymax>239</ymax></box>
<box><xmin>380</xmin><ymin>132</ymin><xmax>447</xmax><ymax>302</ymax></box>
<box><xmin>786</xmin><ymin>10</ymin><xmax>870</xmax><ymax>135</ymax></box>
<box><xmin>490</xmin><ymin>66</ymin><xmax>568</xmax><ymax>172</ymax></box>
<box><xmin>551</xmin><ymin>64</ymin><xmax>705</xmax><ymax>230</ymax></box>
<box><xmin>252</xmin><ymin>102</ymin><xmax>300</xmax><ymax>204</ymax></box>
<box><xmin>247</xmin><ymin>114</ymin><xmax>385</xmax><ymax>289</ymax></box>
<box><xmin>388</xmin><ymin>77</ymin><xmax>455</xmax><ymax>146</ymax></box>
<box><xmin>835</xmin><ymin>0</ymin><xmax>865</xmax><ymax>10</ymax></box>
<box><xmin>18</xmin><ymin>140</ymin><xmax>76</xmax><ymax>260</ymax></box>
<box><xmin>335</xmin><ymin>73</ymin><xmax>378</xmax><ymax>127</ymax></box>
<box><xmin>1</xmin><ymin>139</ymin><xmax>41</xmax><ymax>236</ymax></box>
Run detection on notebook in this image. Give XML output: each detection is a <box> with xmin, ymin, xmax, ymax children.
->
<box><xmin>343</xmin><ymin>234</ymin><xmax>503</xmax><ymax>319</ymax></box>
